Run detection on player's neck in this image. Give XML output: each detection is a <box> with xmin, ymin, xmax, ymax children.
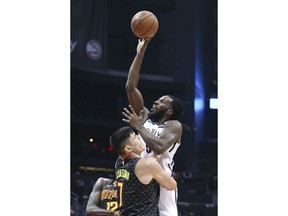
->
<box><xmin>154</xmin><ymin>117</ymin><xmax>169</xmax><ymax>124</ymax></box>
<box><xmin>121</xmin><ymin>153</ymin><xmax>139</xmax><ymax>160</ymax></box>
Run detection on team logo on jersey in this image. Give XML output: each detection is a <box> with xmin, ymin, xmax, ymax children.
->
<box><xmin>86</xmin><ymin>39</ymin><xmax>102</xmax><ymax>60</ymax></box>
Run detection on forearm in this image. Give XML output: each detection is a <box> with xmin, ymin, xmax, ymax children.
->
<box><xmin>126</xmin><ymin>52</ymin><xmax>144</xmax><ymax>89</ymax></box>
<box><xmin>137</xmin><ymin>125</ymin><xmax>165</xmax><ymax>154</ymax></box>
<box><xmin>87</xmin><ymin>212</ymin><xmax>116</xmax><ymax>216</ymax></box>
<box><xmin>126</xmin><ymin>54</ymin><xmax>146</xmax><ymax>114</ymax></box>
<box><xmin>86</xmin><ymin>207</ymin><xmax>116</xmax><ymax>216</ymax></box>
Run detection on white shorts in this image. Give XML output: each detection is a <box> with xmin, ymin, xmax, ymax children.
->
<box><xmin>159</xmin><ymin>186</ymin><xmax>178</xmax><ymax>216</ymax></box>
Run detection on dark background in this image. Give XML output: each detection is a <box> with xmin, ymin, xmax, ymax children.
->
<box><xmin>71</xmin><ymin>0</ymin><xmax>217</xmax><ymax>215</ymax></box>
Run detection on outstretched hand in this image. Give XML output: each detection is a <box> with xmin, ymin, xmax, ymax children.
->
<box><xmin>137</xmin><ymin>38</ymin><xmax>151</xmax><ymax>54</ymax></box>
<box><xmin>122</xmin><ymin>105</ymin><xmax>145</xmax><ymax>130</ymax></box>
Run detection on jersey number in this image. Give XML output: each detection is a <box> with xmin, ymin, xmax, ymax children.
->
<box><xmin>106</xmin><ymin>182</ymin><xmax>123</xmax><ymax>210</ymax></box>
<box><xmin>106</xmin><ymin>201</ymin><xmax>118</xmax><ymax>211</ymax></box>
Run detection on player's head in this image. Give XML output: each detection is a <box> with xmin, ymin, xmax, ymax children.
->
<box><xmin>148</xmin><ymin>95</ymin><xmax>184</xmax><ymax>121</ymax></box>
<box><xmin>109</xmin><ymin>126</ymin><xmax>144</xmax><ymax>157</ymax></box>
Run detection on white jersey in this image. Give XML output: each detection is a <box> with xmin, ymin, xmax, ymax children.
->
<box><xmin>138</xmin><ymin>118</ymin><xmax>180</xmax><ymax>216</ymax></box>
<box><xmin>140</xmin><ymin>119</ymin><xmax>180</xmax><ymax>176</ymax></box>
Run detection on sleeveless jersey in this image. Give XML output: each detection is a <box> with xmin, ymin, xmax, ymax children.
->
<box><xmin>115</xmin><ymin>157</ymin><xmax>160</xmax><ymax>216</ymax></box>
<box><xmin>99</xmin><ymin>179</ymin><xmax>118</xmax><ymax>211</ymax></box>
<box><xmin>140</xmin><ymin>119</ymin><xmax>181</xmax><ymax>177</ymax></box>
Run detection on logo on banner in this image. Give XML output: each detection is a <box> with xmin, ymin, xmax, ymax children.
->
<box><xmin>86</xmin><ymin>40</ymin><xmax>102</xmax><ymax>60</ymax></box>
<box><xmin>71</xmin><ymin>40</ymin><xmax>77</xmax><ymax>53</ymax></box>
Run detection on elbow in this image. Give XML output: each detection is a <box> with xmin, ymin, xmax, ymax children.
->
<box><xmin>169</xmin><ymin>181</ymin><xmax>177</xmax><ymax>191</ymax></box>
<box><xmin>154</xmin><ymin>149</ymin><xmax>163</xmax><ymax>155</ymax></box>
<box><xmin>86</xmin><ymin>207</ymin><xmax>92</xmax><ymax>215</ymax></box>
<box><xmin>86</xmin><ymin>210</ymin><xmax>91</xmax><ymax>216</ymax></box>
<box><xmin>125</xmin><ymin>82</ymin><xmax>135</xmax><ymax>94</ymax></box>
<box><xmin>172</xmin><ymin>181</ymin><xmax>177</xmax><ymax>190</ymax></box>
<box><xmin>86</xmin><ymin>210</ymin><xmax>98</xmax><ymax>216</ymax></box>
<box><xmin>154</xmin><ymin>146</ymin><xmax>166</xmax><ymax>155</ymax></box>
<box><xmin>149</xmin><ymin>143</ymin><xmax>165</xmax><ymax>155</ymax></box>
<box><xmin>163</xmin><ymin>181</ymin><xmax>177</xmax><ymax>191</ymax></box>
<box><xmin>86</xmin><ymin>207</ymin><xmax>95</xmax><ymax>216</ymax></box>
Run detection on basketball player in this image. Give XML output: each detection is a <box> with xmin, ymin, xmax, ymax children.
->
<box><xmin>86</xmin><ymin>177</ymin><xmax>120</xmax><ymax>216</ymax></box>
<box><xmin>123</xmin><ymin>38</ymin><xmax>187</xmax><ymax>216</ymax></box>
<box><xmin>110</xmin><ymin>126</ymin><xmax>177</xmax><ymax>216</ymax></box>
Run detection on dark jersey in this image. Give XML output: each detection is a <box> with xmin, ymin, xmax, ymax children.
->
<box><xmin>115</xmin><ymin>157</ymin><xmax>160</xmax><ymax>216</ymax></box>
<box><xmin>99</xmin><ymin>179</ymin><xmax>118</xmax><ymax>211</ymax></box>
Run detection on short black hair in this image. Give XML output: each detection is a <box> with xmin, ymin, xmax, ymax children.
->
<box><xmin>109</xmin><ymin>126</ymin><xmax>134</xmax><ymax>153</ymax></box>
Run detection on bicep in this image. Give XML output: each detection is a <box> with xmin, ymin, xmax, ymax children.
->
<box><xmin>126</xmin><ymin>88</ymin><xmax>145</xmax><ymax>115</ymax></box>
<box><xmin>86</xmin><ymin>190</ymin><xmax>101</xmax><ymax>209</ymax></box>
<box><xmin>86</xmin><ymin>179</ymin><xmax>103</xmax><ymax>210</ymax></box>
<box><xmin>158</xmin><ymin>121</ymin><xmax>182</xmax><ymax>150</ymax></box>
<box><xmin>86</xmin><ymin>178</ymin><xmax>111</xmax><ymax>210</ymax></box>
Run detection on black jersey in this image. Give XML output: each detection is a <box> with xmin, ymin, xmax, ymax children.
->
<box><xmin>99</xmin><ymin>179</ymin><xmax>118</xmax><ymax>211</ymax></box>
<box><xmin>115</xmin><ymin>157</ymin><xmax>160</xmax><ymax>216</ymax></box>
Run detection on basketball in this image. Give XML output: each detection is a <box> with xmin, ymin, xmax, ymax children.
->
<box><xmin>131</xmin><ymin>10</ymin><xmax>159</xmax><ymax>39</ymax></box>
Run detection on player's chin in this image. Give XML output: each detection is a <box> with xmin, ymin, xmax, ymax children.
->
<box><xmin>149</xmin><ymin>109</ymin><xmax>156</xmax><ymax>116</ymax></box>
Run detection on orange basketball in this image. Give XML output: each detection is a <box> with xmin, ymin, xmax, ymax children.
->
<box><xmin>131</xmin><ymin>10</ymin><xmax>159</xmax><ymax>39</ymax></box>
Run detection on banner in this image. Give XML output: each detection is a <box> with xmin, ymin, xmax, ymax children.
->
<box><xmin>71</xmin><ymin>0</ymin><xmax>107</xmax><ymax>70</ymax></box>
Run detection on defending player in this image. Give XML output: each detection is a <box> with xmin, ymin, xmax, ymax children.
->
<box><xmin>110</xmin><ymin>126</ymin><xmax>177</xmax><ymax>216</ymax></box>
<box><xmin>86</xmin><ymin>177</ymin><xmax>120</xmax><ymax>216</ymax></box>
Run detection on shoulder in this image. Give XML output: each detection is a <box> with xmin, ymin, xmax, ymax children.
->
<box><xmin>134</xmin><ymin>158</ymin><xmax>158</xmax><ymax>184</ymax></box>
<box><xmin>165</xmin><ymin>120</ymin><xmax>182</xmax><ymax>130</ymax></box>
<box><xmin>97</xmin><ymin>177</ymin><xmax>112</xmax><ymax>184</ymax></box>
<box><xmin>137</xmin><ymin>158</ymin><xmax>158</xmax><ymax>169</ymax></box>
<box><xmin>94</xmin><ymin>177</ymin><xmax>112</xmax><ymax>190</ymax></box>
<box><xmin>135</xmin><ymin>158</ymin><xmax>162</xmax><ymax>178</ymax></box>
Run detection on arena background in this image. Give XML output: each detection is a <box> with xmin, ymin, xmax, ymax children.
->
<box><xmin>71</xmin><ymin>0</ymin><xmax>217</xmax><ymax>215</ymax></box>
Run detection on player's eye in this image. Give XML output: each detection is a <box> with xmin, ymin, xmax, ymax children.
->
<box><xmin>161</xmin><ymin>99</ymin><xmax>167</xmax><ymax>104</ymax></box>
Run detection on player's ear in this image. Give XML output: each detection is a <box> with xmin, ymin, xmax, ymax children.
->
<box><xmin>167</xmin><ymin>109</ymin><xmax>173</xmax><ymax>116</ymax></box>
<box><xmin>125</xmin><ymin>145</ymin><xmax>132</xmax><ymax>152</ymax></box>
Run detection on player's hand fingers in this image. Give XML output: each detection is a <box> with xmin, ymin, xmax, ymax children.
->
<box><xmin>145</xmin><ymin>37</ymin><xmax>152</xmax><ymax>42</ymax></box>
<box><xmin>122</xmin><ymin>118</ymin><xmax>129</xmax><ymax>123</ymax></box>
<box><xmin>123</xmin><ymin>107</ymin><xmax>132</xmax><ymax>115</ymax></box>
<box><xmin>128</xmin><ymin>105</ymin><xmax>136</xmax><ymax>114</ymax></box>
<box><xmin>122</xmin><ymin>111</ymin><xmax>130</xmax><ymax>119</ymax></box>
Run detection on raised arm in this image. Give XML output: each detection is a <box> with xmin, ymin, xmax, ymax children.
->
<box><xmin>122</xmin><ymin>105</ymin><xmax>182</xmax><ymax>155</ymax></box>
<box><xmin>125</xmin><ymin>39</ymin><xmax>150</xmax><ymax>115</ymax></box>
<box><xmin>86</xmin><ymin>178</ymin><xmax>119</xmax><ymax>216</ymax></box>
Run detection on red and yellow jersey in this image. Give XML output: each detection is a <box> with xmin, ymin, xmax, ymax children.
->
<box><xmin>99</xmin><ymin>180</ymin><xmax>119</xmax><ymax>211</ymax></box>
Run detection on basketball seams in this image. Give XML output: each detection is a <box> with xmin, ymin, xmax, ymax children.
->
<box><xmin>138</xmin><ymin>17</ymin><xmax>156</xmax><ymax>37</ymax></box>
<box><xmin>131</xmin><ymin>10</ymin><xmax>158</xmax><ymax>38</ymax></box>
<box><xmin>133</xmin><ymin>14</ymin><xmax>154</xmax><ymax>34</ymax></box>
